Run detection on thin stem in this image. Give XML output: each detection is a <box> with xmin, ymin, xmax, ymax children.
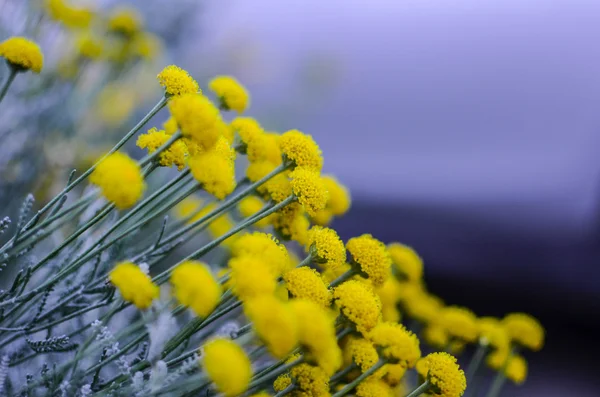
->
<box><xmin>330</xmin><ymin>269</ymin><xmax>357</xmax><ymax>288</ymax></box>
<box><xmin>331</xmin><ymin>359</ymin><xmax>386</xmax><ymax>397</ymax></box>
<box><xmin>0</xmin><ymin>66</ymin><xmax>17</xmax><ymax>104</ymax></box>
<box><xmin>466</xmin><ymin>342</ymin><xmax>489</xmax><ymax>384</ymax></box>
<box><xmin>486</xmin><ymin>352</ymin><xmax>512</xmax><ymax>397</ymax></box>
<box><xmin>404</xmin><ymin>380</ymin><xmax>431</xmax><ymax>397</ymax></box>
<box><xmin>330</xmin><ymin>363</ymin><xmax>357</xmax><ymax>385</ymax></box>
<box><xmin>296</xmin><ymin>254</ymin><xmax>313</xmax><ymax>268</ymax></box>
<box><xmin>247</xmin><ymin>356</ymin><xmax>304</xmax><ymax>393</ymax></box>
<box><xmin>274</xmin><ymin>383</ymin><xmax>296</xmax><ymax>397</ymax></box>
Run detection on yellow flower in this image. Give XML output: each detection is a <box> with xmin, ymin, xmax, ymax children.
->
<box><xmin>247</xmin><ymin>132</ymin><xmax>282</xmax><ymax>165</ymax></box>
<box><xmin>272</xmin><ymin>203</ymin><xmax>310</xmax><ymax>245</ymax></box>
<box><xmin>189</xmin><ymin>148</ymin><xmax>236</xmax><ymax>200</ymax></box>
<box><xmin>163</xmin><ymin>116</ymin><xmax>178</xmax><ymax>135</ymax></box>
<box><xmin>169</xmin><ymin>94</ymin><xmax>222</xmax><ymax>151</ymax></box>
<box><xmin>505</xmin><ymin>355</ymin><xmax>527</xmax><ymax>385</ymax></box>
<box><xmin>375</xmin><ymin>278</ymin><xmax>403</xmax><ymax>323</ymax></box>
<box><xmin>46</xmin><ymin>0</ymin><xmax>94</xmax><ymax>29</ymax></box>
<box><xmin>346</xmin><ymin>234</ymin><xmax>391</xmax><ymax>287</ymax></box>
<box><xmin>202</xmin><ymin>338</ymin><xmax>252</xmax><ymax>396</ymax></box>
<box><xmin>387</xmin><ymin>243</ymin><xmax>423</xmax><ymax>282</ymax></box>
<box><xmin>416</xmin><ymin>352</ymin><xmax>466</xmax><ymax>397</ymax></box>
<box><xmin>322</xmin><ymin>175</ymin><xmax>351</xmax><ymax>216</ymax></box>
<box><xmin>266</xmin><ymin>173</ymin><xmax>293</xmax><ymax>203</ymax></box>
<box><xmin>229</xmin><ymin>256</ymin><xmax>276</xmax><ymax>300</ymax></box>
<box><xmin>0</xmin><ymin>37</ymin><xmax>43</xmax><ymax>73</ymax></box>
<box><xmin>423</xmin><ymin>325</ymin><xmax>449</xmax><ymax>350</ymax></box>
<box><xmin>90</xmin><ymin>152</ymin><xmax>145</xmax><ymax>210</ymax></box>
<box><xmin>290</xmin><ymin>299</ymin><xmax>342</xmax><ymax>375</ymax></box>
<box><xmin>157</xmin><ymin>65</ymin><xmax>200</xmax><ymax>97</ymax></box>
<box><xmin>402</xmin><ymin>288</ymin><xmax>444</xmax><ymax>324</ymax></box>
<box><xmin>273</xmin><ymin>373</ymin><xmax>292</xmax><ymax>392</ymax></box>
<box><xmin>238</xmin><ymin>196</ymin><xmax>274</xmax><ymax>227</ymax></box>
<box><xmin>441</xmin><ymin>306</ymin><xmax>478</xmax><ymax>343</ymax></box>
<box><xmin>290</xmin><ymin>167</ymin><xmax>329</xmax><ymax>216</ymax></box>
<box><xmin>231</xmin><ymin>232</ymin><xmax>290</xmax><ymax>277</ymax></box>
<box><xmin>244</xmin><ymin>295</ymin><xmax>298</xmax><ymax>358</ymax></box>
<box><xmin>368</xmin><ymin>322</ymin><xmax>421</xmax><ymax>367</ymax></box>
<box><xmin>108</xmin><ymin>8</ymin><xmax>142</xmax><ymax>37</ymax></box>
<box><xmin>344</xmin><ymin>337</ymin><xmax>380</xmax><ymax>373</ymax></box>
<box><xmin>486</xmin><ymin>346</ymin><xmax>509</xmax><ymax>370</ymax></box>
<box><xmin>209</xmin><ymin>75</ymin><xmax>250</xmax><ymax>113</ymax></box>
<box><xmin>279</xmin><ymin>130</ymin><xmax>323</xmax><ymax>171</ymax></box>
<box><xmin>356</xmin><ymin>378</ymin><xmax>393</xmax><ymax>397</ymax></box>
<box><xmin>384</xmin><ymin>364</ymin><xmax>407</xmax><ymax>386</ymax></box>
<box><xmin>478</xmin><ymin>317</ymin><xmax>509</xmax><ymax>350</ymax></box>
<box><xmin>109</xmin><ymin>262</ymin><xmax>158</xmax><ymax>309</ymax></box>
<box><xmin>311</xmin><ymin>209</ymin><xmax>334</xmax><ymax>226</ymax></box>
<box><xmin>136</xmin><ymin>128</ymin><xmax>188</xmax><ymax>170</ymax></box>
<box><xmin>76</xmin><ymin>34</ymin><xmax>103</xmax><ymax>59</ymax></box>
<box><xmin>171</xmin><ymin>261</ymin><xmax>221</xmax><ymax>318</ymax></box>
<box><xmin>283</xmin><ymin>267</ymin><xmax>331</xmax><ymax>308</ymax></box>
<box><xmin>502</xmin><ymin>313</ymin><xmax>544</xmax><ymax>351</ymax></box>
<box><xmin>275</xmin><ymin>363</ymin><xmax>330</xmax><ymax>397</ymax></box>
<box><xmin>231</xmin><ymin>117</ymin><xmax>263</xmax><ymax>147</ymax></box>
<box><xmin>306</xmin><ymin>226</ymin><xmax>346</xmax><ymax>270</ymax></box>
<box><xmin>333</xmin><ymin>280</ymin><xmax>382</xmax><ymax>334</ymax></box>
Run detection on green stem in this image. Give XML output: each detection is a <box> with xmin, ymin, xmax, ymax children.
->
<box><xmin>330</xmin><ymin>363</ymin><xmax>357</xmax><ymax>385</ymax></box>
<box><xmin>296</xmin><ymin>254</ymin><xmax>313</xmax><ymax>268</ymax></box>
<box><xmin>466</xmin><ymin>342</ymin><xmax>489</xmax><ymax>384</ymax></box>
<box><xmin>274</xmin><ymin>383</ymin><xmax>296</xmax><ymax>397</ymax></box>
<box><xmin>330</xmin><ymin>269</ymin><xmax>357</xmax><ymax>288</ymax></box>
<box><xmin>0</xmin><ymin>66</ymin><xmax>17</xmax><ymax>104</ymax></box>
<box><xmin>247</xmin><ymin>355</ymin><xmax>304</xmax><ymax>393</ymax></box>
<box><xmin>331</xmin><ymin>359</ymin><xmax>386</xmax><ymax>397</ymax></box>
<box><xmin>404</xmin><ymin>380</ymin><xmax>431</xmax><ymax>397</ymax></box>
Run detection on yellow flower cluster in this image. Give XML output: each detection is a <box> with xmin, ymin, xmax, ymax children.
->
<box><xmin>416</xmin><ymin>352</ymin><xmax>467</xmax><ymax>397</ymax></box>
<box><xmin>368</xmin><ymin>322</ymin><xmax>421</xmax><ymax>367</ymax></box>
<box><xmin>157</xmin><ymin>65</ymin><xmax>200</xmax><ymax>97</ymax></box>
<box><xmin>46</xmin><ymin>0</ymin><xmax>94</xmax><ymax>29</ymax></box>
<box><xmin>306</xmin><ymin>226</ymin><xmax>347</xmax><ymax>270</ymax></box>
<box><xmin>274</xmin><ymin>361</ymin><xmax>330</xmax><ymax>397</ymax></box>
<box><xmin>388</xmin><ymin>242</ymin><xmax>423</xmax><ymax>282</ymax></box>
<box><xmin>209</xmin><ymin>75</ymin><xmax>250</xmax><ymax>113</ymax></box>
<box><xmin>279</xmin><ymin>129</ymin><xmax>323</xmax><ymax>171</ymax></box>
<box><xmin>333</xmin><ymin>280</ymin><xmax>382</xmax><ymax>334</ymax></box>
<box><xmin>0</xmin><ymin>37</ymin><xmax>44</xmax><ymax>73</ymax></box>
<box><xmin>108</xmin><ymin>262</ymin><xmax>158</xmax><ymax>309</ymax></box>
<box><xmin>136</xmin><ymin>128</ymin><xmax>188</xmax><ymax>170</ymax></box>
<box><xmin>312</xmin><ymin>175</ymin><xmax>352</xmax><ymax>225</ymax></box>
<box><xmin>170</xmin><ymin>261</ymin><xmax>221</xmax><ymax>317</ymax></box>
<box><xmin>502</xmin><ymin>312</ymin><xmax>545</xmax><ymax>351</ymax></box>
<box><xmin>108</xmin><ymin>7</ymin><xmax>142</xmax><ymax>37</ymax></box>
<box><xmin>283</xmin><ymin>267</ymin><xmax>332</xmax><ymax>308</ymax></box>
<box><xmin>231</xmin><ymin>232</ymin><xmax>290</xmax><ymax>277</ymax></box>
<box><xmin>202</xmin><ymin>338</ymin><xmax>252</xmax><ymax>397</ymax></box>
<box><xmin>346</xmin><ymin>234</ymin><xmax>392</xmax><ymax>286</ymax></box>
<box><xmin>89</xmin><ymin>152</ymin><xmax>145</xmax><ymax>210</ymax></box>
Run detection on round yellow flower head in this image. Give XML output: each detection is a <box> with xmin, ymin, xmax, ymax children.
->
<box><xmin>441</xmin><ymin>306</ymin><xmax>478</xmax><ymax>343</ymax></box>
<box><xmin>109</xmin><ymin>262</ymin><xmax>158</xmax><ymax>309</ymax></box>
<box><xmin>238</xmin><ymin>196</ymin><xmax>274</xmax><ymax>228</ymax></box>
<box><xmin>171</xmin><ymin>261</ymin><xmax>221</xmax><ymax>318</ymax></box>
<box><xmin>416</xmin><ymin>352</ymin><xmax>466</xmax><ymax>397</ymax></box>
<box><xmin>169</xmin><ymin>94</ymin><xmax>222</xmax><ymax>150</ymax></box>
<box><xmin>247</xmin><ymin>132</ymin><xmax>282</xmax><ymax>165</ymax></box>
<box><xmin>478</xmin><ymin>317</ymin><xmax>509</xmax><ymax>350</ymax></box>
<box><xmin>90</xmin><ymin>152</ymin><xmax>145</xmax><ymax>210</ymax></box>
<box><xmin>505</xmin><ymin>355</ymin><xmax>527</xmax><ymax>385</ymax></box>
<box><xmin>384</xmin><ymin>363</ymin><xmax>407</xmax><ymax>386</ymax></box>
<box><xmin>423</xmin><ymin>324</ymin><xmax>449</xmax><ymax>350</ymax></box>
<box><xmin>283</xmin><ymin>267</ymin><xmax>331</xmax><ymax>308</ymax></box>
<box><xmin>279</xmin><ymin>130</ymin><xmax>323</xmax><ymax>171</ymax></box>
<box><xmin>311</xmin><ymin>209</ymin><xmax>334</xmax><ymax>226</ymax></box>
<box><xmin>344</xmin><ymin>336</ymin><xmax>380</xmax><ymax>373</ymax></box>
<box><xmin>76</xmin><ymin>34</ymin><xmax>103</xmax><ymax>59</ymax></box>
<box><xmin>274</xmin><ymin>363</ymin><xmax>330</xmax><ymax>397</ymax></box>
<box><xmin>209</xmin><ymin>75</ymin><xmax>250</xmax><ymax>113</ymax></box>
<box><xmin>0</xmin><ymin>37</ymin><xmax>43</xmax><ymax>73</ymax></box>
<box><xmin>136</xmin><ymin>128</ymin><xmax>188</xmax><ymax>170</ymax></box>
<box><xmin>334</xmin><ymin>280</ymin><xmax>382</xmax><ymax>334</ymax></box>
<box><xmin>229</xmin><ymin>256</ymin><xmax>276</xmax><ymax>300</ymax></box>
<box><xmin>202</xmin><ymin>338</ymin><xmax>252</xmax><ymax>396</ymax></box>
<box><xmin>486</xmin><ymin>346</ymin><xmax>509</xmax><ymax>370</ymax></box>
<box><xmin>46</xmin><ymin>0</ymin><xmax>94</xmax><ymax>29</ymax></box>
<box><xmin>402</xmin><ymin>289</ymin><xmax>444</xmax><ymax>324</ymax></box>
<box><xmin>368</xmin><ymin>322</ymin><xmax>421</xmax><ymax>367</ymax></box>
<box><xmin>265</xmin><ymin>173</ymin><xmax>293</xmax><ymax>203</ymax></box>
<box><xmin>387</xmin><ymin>243</ymin><xmax>423</xmax><ymax>282</ymax></box>
<box><xmin>273</xmin><ymin>373</ymin><xmax>292</xmax><ymax>393</ymax></box>
<box><xmin>346</xmin><ymin>234</ymin><xmax>392</xmax><ymax>287</ymax></box>
<box><xmin>108</xmin><ymin>8</ymin><xmax>142</xmax><ymax>37</ymax></box>
<box><xmin>289</xmin><ymin>167</ymin><xmax>329</xmax><ymax>216</ymax></box>
<box><xmin>375</xmin><ymin>278</ymin><xmax>403</xmax><ymax>323</ymax></box>
<box><xmin>246</xmin><ymin>160</ymin><xmax>278</xmax><ymax>189</ymax></box>
<box><xmin>290</xmin><ymin>299</ymin><xmax>342</xmax><ymax>375</ymax></box>
<box><xmin>231</xmin><ymin>232</ymin><xmax>290</xmax><ymax>277</ymax></box>
<box><xmin>189</xmin><ymin>150</ymin><xmax>236</xmax><ymax>200</ymax></box>
<box><xmin>272</xmin><ymin>203</ymin><xmax>310</xmax><ymax>245</ymax></box>
<box><xmin>244</xmin><ymin>295</ymin><xmax>298</xmax><ymax>358</ymax></box>
<box><xmin>306</xmin><ymin>226</ymin><xmax>346</xmax><ymax>270</ymax></box>
<box><xmin>322</xmin><ymin>175</ymin><xmax>351</xmax><ymax>216</ymax></box>
<box><xmin>356</xmin><ymin>378</ymin><xmax>393</xmax><ymax>397</ymax></box>
<box><xmin>157</xmin><ymin>65</ymin><xmax>200</xmax><ymax>97</ymax></box>
<box><xmin>502</xmin><ymin>313</ymin><xmax>545</xmax><ymax>351</ymax></box>
<box><xmin>230</xmin><ymin>117</ymin><xmax>263</xmax><ymax>147</ymax></box>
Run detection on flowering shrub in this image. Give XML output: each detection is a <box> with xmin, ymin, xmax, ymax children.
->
<box><xmin>0</xmin><ymin>3</ymin><xmax>543</xmax><ymax>397</ymax></box>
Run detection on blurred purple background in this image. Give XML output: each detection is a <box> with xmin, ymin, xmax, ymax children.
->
<box><xmin>192</xmin><ymin>1</ymin><xmax>600</xmax><ymax>395</ymax></box>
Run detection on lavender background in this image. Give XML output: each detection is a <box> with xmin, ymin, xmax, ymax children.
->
<box><xmin>193</xmin><ymin>1</ymin><xmax>600</xmax><ymax>395</ymax></box>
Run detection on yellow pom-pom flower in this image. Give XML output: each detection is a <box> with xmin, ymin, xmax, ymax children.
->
<box><xmin>384</xmin><ymin>363</ymin><xmax>407</xmax><ymax>386</ymax></box>
<box><xmin>368</xmin><ymin>322</ymin><xmax>421</xmax><ymax>367</ymax></box>
<box><xmin>344</xmin><ymin>336</ymin><xmax>380</xmax><ymax>373</ymax></box>
<box><xmin>279</xmin><ymin>130</ymin><xmax>323</xmax><ymax>171</ymax></box>
<box><xmin>333</xmin><ymin>280</ymin><xmax>382</xmax><ymax>334</ymax></box>
<box><xmin>247</xmin><ymin>132</ymin><xmax>282</xmax><ymax>165</ymax></box>
<box><xmin>387</xmin><ymin>242</ymin><xmax>423</xmax><ymax>282</ymax></box>
<box><xmin>231</xmin><ymin>232</ymin><xmax>290</xmax><ymax>277</ymax></box>
<box><xmin>283</xmin><ymin>267</ymin><xmax>332</xmax><ymax>308</ymax></box>
<box><xmin>274</xmin><ymin>362</ymin><xmax>330</xmax><ymax>397</ymax></box>
<box><xmin>229</xmin><ymin>256</ymin><xmax>276</xmax><ymax>300</ymax></box>
<box><xmin>441</xmin><ymin>306</ymin><xmax>478</xmax><ymax>343</ymax></box>
<box><xmin>375</xmin><ymin>277</ymin><xmax>403</xmax><ymax>323</ymax></box>
<box><xmin>244</xmin><ymin>295</ymin><xmax>298</xmax><ymax>358</ymax></box>
<box><xmin>322</xmin><ymin>175</ymin><xmax>351</xmax><ymax>216</ymax></box>
<box><xmin>136</xmin><ymin>128</ymin><xmax>188</xmax><ymax>170</ymax></box>
<box><xmin>306</xmin><ymin>226</ymin><xmax>346</xmax><ymax>270</ymax></box>
<box><xmin>290</xmin><ymin>299</ymin><xmax>342</xmax><ymax>375</ymax></box>
<box><xmin>502</xmin><ymin>313</ymin><xmax>545</xmax><ymax>351</ymax></box>
<box><xmin>109</xmin><ymin>262</ymin><xmax>158</xmax><ymax>309</ymax></box>
<box><xmin>230</xmin><ymin>117</ymin><xmax>263</xmax><ymax>147</ymax></box>
<box><xmin>505</xmin><ymin>355</ymin><xmax>527</xmax><ymax>385</ymax></box>
<box><xmin>168</xmin><ymin>94</ymin><xmax>222</xmax><ymax>151</ymax></box>
<box><xmin>478</xmin><ymin>317</ymin><xmax>510</xmax><ymax>350</ymax></box>
<box><xmin>90</xmin><ymin>152</ymin><xmax>145</xmax><ymax>210</ymax></box>
<box><xmin>0</xmin><ymin>37</ymin><xmax>43</xmax><ymax>73</ymax></box>
<box><xmin>289</xmin><ymin>167</ymin><xmax>329</xmax><ymax>216</ymax></box>
<box><xmin>356</xmin><ymin>378</ymin><xmax>393</xmax><ymax>397</ymax></box>
<box><xmin>158</xmin><ymin>65</ymin><xmax>200</xmax><ymax>97</ymax></box>
<box><xmin>202</xmin><ymin>338</ymin><xmax>252</xmax><ymax>397</ymax></box>
<box><xmin>46</xmin><ymin>0</ymin><xmax>94</xmax><ymax>29</ymax></box>
<box><xmin>238</xmin><ymin>196</ymin><xmax>274</xmax><ymax>228</ymax></box>
<box><xmin>416</xmin><ymin>352</ymin><xmax>467</xmax><ymax>397</ymax></box>
<box><xmin>402</xmin><ymin>288</ymin><xmax>444</xmax><ymax>324</ymax></box>
<box><xmin>346</xmin><ymin>234</ymin><xmax>391</xmax><ymax>287</ymax></box>
<box><xmin>272</xmin><ymin>203</ymin><xmax>310</xmax><ymax>245</ymax></box>
<box><xmin>423</xmin><ymin>324</ymin><xmax>449</xmax><ymax>350</ymax></box>
<box><xmin>171</xmin><ymin>261</ymin><xmax>221</xmax><ymax>318</ymax></box>
<box><xmin>108</xmin><ymin>8</ymin><xmax>142</xmax><ymax>37</ymax></box>
<box><xmin>209</xmin><ymin>75</ymin><xmax>250</xmax><ymax>113</ymax></box>
<box><xmin>189</xmin><ymin>149</ymin><xmax>236</xmax><ymax>200</ymax></box>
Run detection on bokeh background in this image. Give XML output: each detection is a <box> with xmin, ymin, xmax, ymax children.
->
<box><xmin>1</xmin><ymin>0</ymin><xmax>599</xmax><ymax>396</ymax></box>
